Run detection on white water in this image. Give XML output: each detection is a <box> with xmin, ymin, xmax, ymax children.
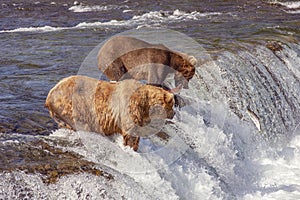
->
<box><xmin>286</xmin><ymin>10</ymin><xmax>300</xmax><ymax>14</ymax></box>
<box><xmin>2</xmin><ymin>102</ymin><xmax>300</xmax><ymax>199</ymax></box>
<box><xmin>270</xmin><ymin>1</ymin><xmax>300</xmax><ymax>14</ymax></box>
<box><xmin>68</xmin><ymin>4</ymin><xmax>129</xmax><ymax>13</ymax></box>
<box><xmin>0</xmin><ymin>9</ymin><xmax>221</xmax><ymax>33</ymax></box>
<box><xmin>271</xmin><ymin>1</ymin><xmax>300</xmax><ymax>9</ymax></box>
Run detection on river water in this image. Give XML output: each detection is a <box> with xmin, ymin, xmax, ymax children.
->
<box><xmin>0</xmin><ymin>0</ymin><xmax>300</xmax><ymax>199</ymax></box>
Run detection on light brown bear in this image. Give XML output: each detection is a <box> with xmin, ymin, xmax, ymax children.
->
<box><xmin>45</xmin><ymin>75</ymin><xmax>175</xmax><ymax>151</ymax></box>
<box><xmin>97</xmin><ymin>36</ymin><xmax>197</xmax><ymax>88</ymax></box>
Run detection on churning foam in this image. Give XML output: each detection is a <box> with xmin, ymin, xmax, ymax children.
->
<box><xmin>68</xmin><ymin>4</ymin><xmax>128</xmax><ymax>13</ymax></box>
<box><xmin>271</xmin><ymin>1</ymin><xmax>300</xmax><ymax>9</ymax></box>
<box><xmin>270</xmin><ymin>1</ymin><xmax>300</xmax><ymax>14</ymax></box>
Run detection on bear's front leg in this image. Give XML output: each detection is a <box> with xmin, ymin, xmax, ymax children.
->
<box><xmin>122</xmin><ymin>132</ymin><xmax>140</xmax><ymax>151</ymax></box>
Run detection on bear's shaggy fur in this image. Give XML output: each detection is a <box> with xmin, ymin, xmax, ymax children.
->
<box><xmin>97</xmin><ymin>36</ymin><xmax>197</xmax><ymax>88</ymax></box>
<box><xmin>45</xmin><ymin>76</ymin><xmax>175</xmax><ymax>151</ymax></box>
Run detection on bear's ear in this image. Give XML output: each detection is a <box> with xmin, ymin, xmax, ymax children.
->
<box><xmin>188</xmin><ymin>56</ymin><xmax>197</xmax><ymax>66</ymax></box>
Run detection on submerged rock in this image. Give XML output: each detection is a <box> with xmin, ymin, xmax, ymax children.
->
<box><xmin>0</xmin><ymin>138</ymin><xmax>113</xmax><ymax>184</ymax></box>
<box><xmin>266</xmin><ymin>41</ymin><xmax>283</xmax><ymax>52</ymax></box>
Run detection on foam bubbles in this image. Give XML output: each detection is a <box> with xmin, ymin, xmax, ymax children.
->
<box><xmin>0</xmin><ymin>25</ymin><xmax>66</xmax><ymax>33</ymax></box>
<box><xmin>271</xmin><ymin>1</ymin><xmax>300</xmax><ymax>9</ymax></box>
<box><xmin>68</xmin><ymin>4</ymin><xmax>128</xmax><ymax>13</ymax></box>
<box><xmin>270</xmin><ymin>1</ymin><xmax>300</xmax><ymax>14</ymax></box>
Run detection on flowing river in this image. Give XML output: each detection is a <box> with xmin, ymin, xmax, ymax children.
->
<box><xmin>0</xmin><ymin>0</ymin><xmax>300</xmax><ymax>199</ymax></box>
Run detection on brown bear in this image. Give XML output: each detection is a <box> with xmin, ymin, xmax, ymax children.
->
<box><xmin>45</xmin><ymin>75</ymin><xmax>175</xmax><ymax>151</ymax></box>
<box><xmin>97</xmin><ymin>36</ymin><xmax>197</xmax><ymax>88</ymax></box>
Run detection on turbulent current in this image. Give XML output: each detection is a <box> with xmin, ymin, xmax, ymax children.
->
<box><xmin>0</xmin><ymin>0</ymin><xmax>300</xmax><ymax>199</ymax></box>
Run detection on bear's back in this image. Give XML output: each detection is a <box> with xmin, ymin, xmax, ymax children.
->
<box><xmin>97</xmin><ymin>36</ymin><xmax>170</xmax><ymax>71</ymax></box>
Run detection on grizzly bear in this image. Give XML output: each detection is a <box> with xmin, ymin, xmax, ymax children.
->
<box><xmin>45</xmin><ymin>76</ymin><xmax>175</xmax><ymax>151</ymax></box>
<box><xmin>97</xmin><ymin>36</ymin><xmax>197</xmax><ymax>88</ymax></box>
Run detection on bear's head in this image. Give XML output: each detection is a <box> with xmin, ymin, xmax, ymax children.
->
<box><xmin>129</xmin><ymin>85</ymin><xmax>175</xmax><ymax>128</ymax></box>
<box><xmin>171</xmin><ymin>54</ymin><xmax>197</xmax><ymax>89</ymax></box>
